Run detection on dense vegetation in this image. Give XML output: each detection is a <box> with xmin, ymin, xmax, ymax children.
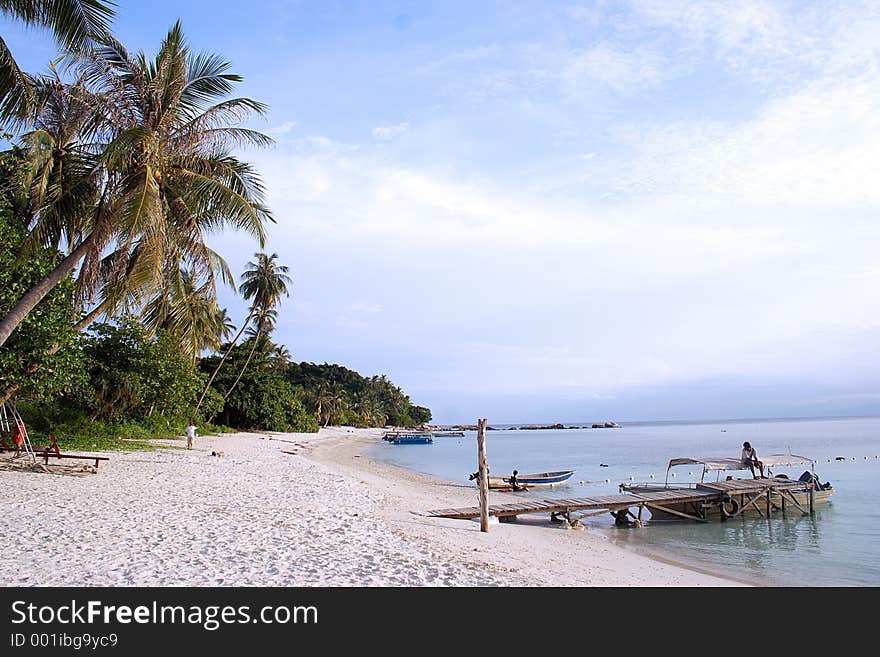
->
<box><xmin>0</xmin><ymin>2</ymin><xmax>430</xmax><ymax>451</ymax></box>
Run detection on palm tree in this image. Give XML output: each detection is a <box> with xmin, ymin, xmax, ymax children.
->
<box><xmin>222</xmin><ymin>306</ymin><xmax>276</xmax><ymax>400</ymax></box>
<box><xmin>0</xmin><ymin>0</ymin><xmax>116</xmax><ymax>122</ymax></box>
<box><xmin>312</xmin><ymin>382</ymin><xmax>332</xmax><ymax>427</ymax></box>
<box><xmin>324</xmin><ymin>384</ymin><xmax>347</xmax><ymax>427</ymax></box>
<box><xmin>215</xmin><ymin>307</ymin><xmax>235</xmax><ymax>343</ymax></box>
<box><xmin>270</xmin><ymin>343</ymin><xmax>291</xmax><ymax>363</ymax></box>
<box><xmin>196</xmin><ymin>252</ymin><xmax>290</xmax><ymax>410</ymax></box>
<box><xmin>141</xmin><ymin>267</ymin><xmax>231</xmax><ymax>362</ymax></box>
<box><xmin>0</xmin><ymin>21</ymin><xmax>273</xmax><ymax>348</ymax></box>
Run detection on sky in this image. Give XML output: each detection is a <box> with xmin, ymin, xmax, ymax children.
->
<box><xmin>3</xmin><ymin>1</ymin><xmax>880</xmax><ymax>424</ymax></box>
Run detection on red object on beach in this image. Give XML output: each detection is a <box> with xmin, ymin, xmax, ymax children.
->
<box><xmin>12</xmin><ymin>418</ymin><xmax>24</xmax><ymax>445</ymax></box>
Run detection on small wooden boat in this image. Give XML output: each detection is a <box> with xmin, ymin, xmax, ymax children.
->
<box><xmin>487</xmin><ymin>470</ymin><xmax>574</xmax><ymax>489</ymax></box>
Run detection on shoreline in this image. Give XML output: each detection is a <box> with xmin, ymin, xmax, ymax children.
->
<box><xmin>0</xmin><ymin>427</ymin><xmax>746</xmax><ymax>586</ymax></box>
<box><xmin>304</xmin><ymin>427</ymin><xmax>749</xmax><ymax>587</ymax></box>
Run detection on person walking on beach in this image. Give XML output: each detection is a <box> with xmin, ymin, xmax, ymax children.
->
<box><xmin>186</xmin><ymin>421</ymin><xmax>197</xmax><ymax>450</ymax></box>
<box><xmin>741</xmin><ymin>441</ymin><xmax>764</xmax><ymax>478</ymax></box>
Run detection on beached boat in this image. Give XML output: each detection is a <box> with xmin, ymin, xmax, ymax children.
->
<box><xmin>620</xmin><ymin>453</ymin><xmax>833</xmax><ymax>521</ymax></box>
<box><xmin>383</xmin><ymin>431</ymin><xmax>433</xmax><ymax>445</ymax></box>
<box><xmin>487</xmin><ymin>470</ymin><xmax>574</xmax><ymax>489</ymax></box>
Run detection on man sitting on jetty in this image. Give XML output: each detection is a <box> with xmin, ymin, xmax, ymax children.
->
<box><xmin>509</xmin><ymin>469</ymin><xmax>525</xmax><ymax>492</ymax></box>
<box><xmin>741</xmin><ymin>441</ymin><xmax>764</xmax><ymax>479</ymax></box>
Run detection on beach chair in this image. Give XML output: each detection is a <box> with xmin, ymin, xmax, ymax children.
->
<box><xmin>34</xmin><ymin>434</ymin><xmax>110</xmax><ymax>470</ymax></box>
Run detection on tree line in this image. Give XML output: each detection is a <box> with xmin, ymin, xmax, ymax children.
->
<box><xmin>0</xmin><ymin>2</ymin><xmax>430</xmax><ymax>447</ymax></box>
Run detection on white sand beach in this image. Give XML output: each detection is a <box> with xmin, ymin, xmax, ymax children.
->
<box><xmin>0</xmin><ymin>428</ymin><xmax>744</xmax><ymax>586</ymax></box>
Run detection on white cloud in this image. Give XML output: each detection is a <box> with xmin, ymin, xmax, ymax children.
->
<box><xmin>609</xmin><ymin>71</ymin><xmax>880</xmax><ymax>207</ymax></box>
<box><xmin>349</xmin><ymin>302</ymin><xmax>383</xmax><ymax>314</ymax></box>
<box><xmin>372</xmin><ymin>122</ymin><xmax>409</xmax><ymax>140</ymax></box>
<box><xmin>246</xmin><ymin>127</ymin><xmax>880</xmax><ymax>402</ymax></box>
<box><xmin>267</xmin><ymin>120</ymin><xmax>297</xmax><ymax>135</ymax></box>
<box><xmin>559</xmin><ymin>42</ymin><xmax>670</xmax><ymax>96</ymax></box>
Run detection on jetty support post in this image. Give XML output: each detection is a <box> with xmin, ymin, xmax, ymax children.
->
<box><xmin>477</xmin><ymin>418</ymin><xmax>490</xmax><ymax>532</ymax></box>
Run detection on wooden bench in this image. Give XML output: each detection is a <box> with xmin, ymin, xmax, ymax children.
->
<box><xmin>2</xmin><ymin>434</ymin><xmax>109</xmax><ymax>470</ymax></box>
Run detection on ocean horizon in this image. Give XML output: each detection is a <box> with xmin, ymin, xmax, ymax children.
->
<box><xmin>435</xmin><ymin>412</ymin><xmax>880</xmax><ymax>429</ymax></box>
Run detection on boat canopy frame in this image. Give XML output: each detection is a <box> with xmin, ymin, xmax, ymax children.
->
<box><xmin>664</xmin><ymin>453</ymin><xmax>815</xmax><ymax>485</ymax></box>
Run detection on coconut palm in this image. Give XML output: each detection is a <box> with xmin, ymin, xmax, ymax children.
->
<box><xmin>141</xmin><ymin>267</ymin><xmax>231</xmax><ymax>362</ymax></box>
<box><xmin>215</xmin><ymin>307</ymin><xmax>235</xmax><ymax>343</ymax></box>
<box><xmin>196</xmin><ymin>252</ymin><xmax>290</xmax><ymax>411</ymax></box>
<box><xmin>0</xmin><ymin>21</ymin><xmax>273</xmax><ymax>348</ymax></box>
<box><xmin>271</xmin><ymin>343</ymin><xmax>290</xmax><ymax>361</ymax></box>
<box><xmin>222</xmin><ymin>306</ymin><xmax>276</xmax><ymax>400</ymax></box>
<box><xmin>0</xmin><ymin>0</ymin><xmax>116</xmax><ymax>122</ymax></box>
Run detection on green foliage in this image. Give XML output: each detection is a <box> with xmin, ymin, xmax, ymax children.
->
<box><xmin>15</xmin><ymin>315</ymin><xmax>235</xmax><ymax>452</ymax></box>
<box><xmin>19</xmin><ymin>400</ymin><xmax>235</xmax><ymax>452</ymax></box>
<box><xmin>202</xmin><ymin>339</ymin><xmax>317</xmax><ymax>432</ymax></box>
<box><xmin>409</xmin><ymin>405</ymin><xmax>433</xmax><ymax>425</ymax></box>
<box><xmin>76</xmin><ymin>318</ymin><xmax>204</xmax><ymax>422</ymax></box>
<box><xmin>0</xmin><ymin>184</ymin><xmax>82</xmax><ymax>400</ymax></box>
<box><xmin>221</xmin><ymin>369</ymin><xmax>317</xmax><ymax>433</ymax></box>
<box><xmin>284</xmin><ymin>362</ymin><xmax>430</xmax><ymax>428</ymax></box>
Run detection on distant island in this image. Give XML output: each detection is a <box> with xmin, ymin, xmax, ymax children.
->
<box><xmin>429</xmin><ymin>421</ymin><xmax>620</xmax><ymax>431</ymax></box>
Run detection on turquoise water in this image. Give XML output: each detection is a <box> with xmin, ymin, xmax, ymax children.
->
<box><xmin>367</xmin><ymin>416</ymin><xmax>880</xmax><ymax>586</ymax></box>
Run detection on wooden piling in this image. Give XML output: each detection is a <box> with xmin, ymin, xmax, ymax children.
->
<box><xmin>477</xmin><ymin>418</ymin><xmax>490</xmax><ymax>532</ymax></box>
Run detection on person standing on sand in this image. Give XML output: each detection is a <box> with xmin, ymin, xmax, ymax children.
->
<box><xmin>186</xmin><ymin>421</ymin><xmax>197</xmax><ymax>450</ymax></box>
<box><xmin>741</xmin><ymin>441</ymin><xmax>764</xmax><ymax>478</ymax></box>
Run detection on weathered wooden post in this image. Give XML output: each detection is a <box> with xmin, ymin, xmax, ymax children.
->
<box><xmin>477</xmin><ymin>418</ymin><xmax>490</xmax><ymax>532</ymax></box>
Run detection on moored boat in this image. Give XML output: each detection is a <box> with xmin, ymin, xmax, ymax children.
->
<box><xmin>620</xmin><ymin>453</ymin><xmax>833</xmax><ymax>521</ymax></box>
<box><xmin>487</xmin><ymin>470</ymin><xmax>574</xmax><ymax>489</ymax></box>
<box><xmin>383</xmin><ymin>431</ymin><xmax>433</xmax><ymax>445</ymax></box>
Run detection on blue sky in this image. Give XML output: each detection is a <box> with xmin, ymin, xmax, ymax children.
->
<box><xmin>4</xmin><ymin>1</ymin><xmax>880</xmax><ymax>423</ymax></box>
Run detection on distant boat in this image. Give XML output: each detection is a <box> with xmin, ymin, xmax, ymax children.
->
<box><xmin>487</xmin><ymin>470</ymin><xmax>574</xmax><ymax>489</ymax></box>
<box><xmin>433</xmin><ymin>431</ymin><xmax>465</xmax><ymax>437</ymax></box>
<box><xmin>383</xmin><ymin>431</ymin><xmax>433</xmax><ymax>445</ymax></box>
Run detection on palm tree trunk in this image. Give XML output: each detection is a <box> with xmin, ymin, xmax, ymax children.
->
<box><xmin>73</xmin><ymin>298</ymin><xmax>111</xmax><ymax>332</ymax></box>
<box><xmin>223</xmin><ymin>331</ymin><xmax>261</xmax><ymax>401</ymax></box>
<box><xmin>195</xmin><ymin>306</ymin><xmax>255</xmax><ymax>413</ymax></box>
<box><xmin>0</xmin><ymin>233</ymin><xmax>95</xmax><ymax>348</ymax></box>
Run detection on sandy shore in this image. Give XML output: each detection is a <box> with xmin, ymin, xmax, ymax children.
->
<box><xmin>0</xmin><ymin>427</ymin><xmax>744</xmax><ymax>586</ymax></box>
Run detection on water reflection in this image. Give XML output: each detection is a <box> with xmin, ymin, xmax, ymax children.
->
<box><xmin>605</xmin><ymin>507</ymin><xmax>827</xmax><ymax>585</ymax></box>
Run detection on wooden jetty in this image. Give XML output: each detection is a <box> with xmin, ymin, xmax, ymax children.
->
<box><xmin>426</xmin><ymin>477</ymin><xmax>825</xmax><ymax>525</ymax></box>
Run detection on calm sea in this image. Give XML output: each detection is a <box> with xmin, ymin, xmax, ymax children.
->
<box><xmin>368</xmin><ymin>416</ymin><xmax>880</xmax><ymax>586</ymax></box>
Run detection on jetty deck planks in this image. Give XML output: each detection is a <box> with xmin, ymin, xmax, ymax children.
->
<box><xmin>425</xmin><ymin>479</ymin><xmax>816</xmax><ymax>521</ymax></box>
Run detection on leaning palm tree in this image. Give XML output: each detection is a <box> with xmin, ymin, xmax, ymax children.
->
<box><xmin>196</xmin><ymin>252</ymin><xmax>291</xmax><ymax>410</ymax></box>
<box><xmin>222</xmin><ymin>306</ymin><xmax>276</xmax><ymax>400</ymax></box>
<box><xmin>0</xmin><ymin>0</ymin><xmax>116</xmax><ymax>122</ymax></box>
<box><xmin>0</xmin><ymin>21</ymin><xmax>273</xmax><ymax>348</ymax></box>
